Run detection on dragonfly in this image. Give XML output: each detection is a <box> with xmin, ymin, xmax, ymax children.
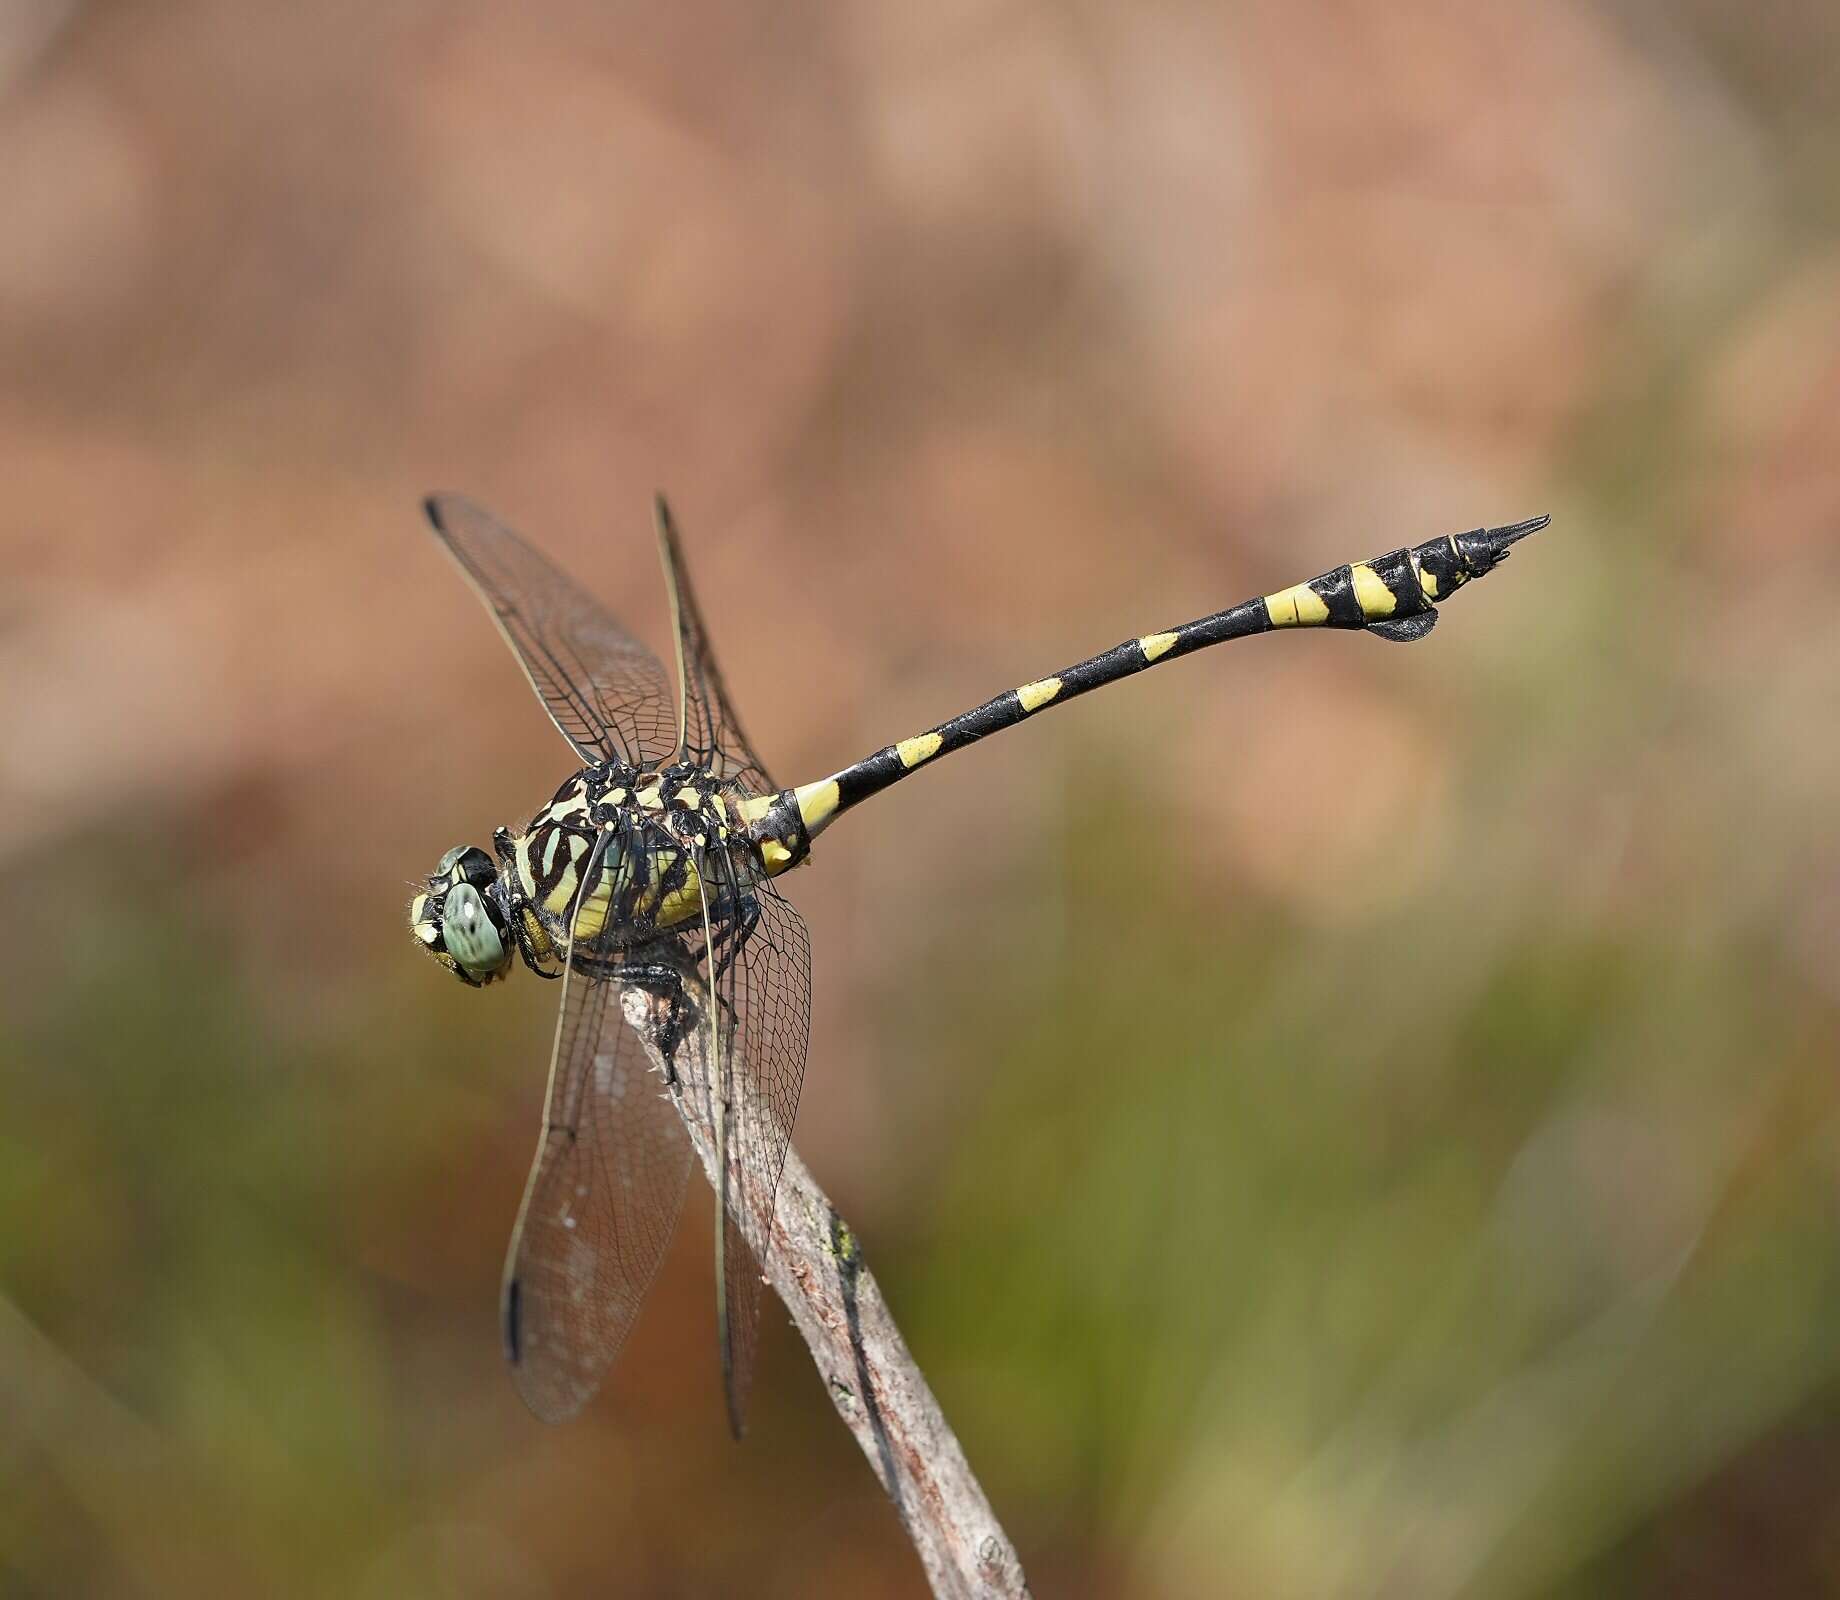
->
<box><xmin>408</xmin><ymin>494</ymin><xmax>1548</xmax><ymax>1436</ymax></box>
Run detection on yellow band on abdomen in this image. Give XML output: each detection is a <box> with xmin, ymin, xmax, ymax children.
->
<box><xmin>1264</xmin><ymin>582</ymin><xmax>1329</xmax><ymax>628</ymax></box>
<box><xmin>897</xmin><ymin>731</ymin><xmax>943</xmax><ymax>768</ymax></box>
<box><xmin>1351</xmin><ymin>563</ymin><xmax>1396</xmax><ymax>618</ymax></box>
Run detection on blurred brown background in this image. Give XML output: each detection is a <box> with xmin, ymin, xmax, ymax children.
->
<box><xmin>4</xmin><ymin>1</ymin><xmax>1839</xmax><ymax>1595</ymax></box>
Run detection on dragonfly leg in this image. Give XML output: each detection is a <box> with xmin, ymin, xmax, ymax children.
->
<box><xmin>504</xmin><ymin>896</ymin><xmax>560</xmax><ymax>980</ymax></box>
<box><xmin>617</xmin><ymin>959</ymin><xmax>699</xmax><ymax>1088</ymax></box>
<box><xmin>707</xmin><ymin>893</ymin><xmax>761</xmax><ymax>983</ymax></box>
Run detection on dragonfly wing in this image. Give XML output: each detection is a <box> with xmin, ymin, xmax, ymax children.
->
<box><xmin>426</xmin><ymin>494</ymin><xmax>678</xmax><ymax>769</ymax></box>
<box><xmin>653</xmin><ymin>495</ymin><xmax>777</xmax><ymax>793</ymax></box>
<box><xmin>690</xmin><ymin>849</ymin><xmax>811</xmax><ymax>1437</ymax></box>
<box><xmin>500</xmin><ymin>836</ymin><xmax>694</xmax><ymax>1422</ymax></box>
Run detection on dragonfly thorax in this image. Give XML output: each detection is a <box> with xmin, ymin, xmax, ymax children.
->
<box><xmin>487</xmin><ymin>760</ymin><xmax>764</xmax><ymax>974</ymax></box>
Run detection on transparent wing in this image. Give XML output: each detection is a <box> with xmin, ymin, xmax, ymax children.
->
<box><xmin>654</xmin><ymin>495</ymin><xmax>777</xmax><ymax>793</ymax></box>
<box><xmin>427</xmin><ymin>494</ymin><xmax>678</xmax><ymax>769</ymax></box>
<box><xmin>499</xmin><ymin>837</ymin><xmax>694</xmax><ymax>1423</ymax></box>
<box><xmin>691</xmin><ymin>850</ymin><xmax>811</xmax><ymax>1437</ymax></box>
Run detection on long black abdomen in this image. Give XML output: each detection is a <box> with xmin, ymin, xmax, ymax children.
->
<box><xmin>746</xmin><ymin>515</ymin><xmax>1548</xmax><ymax>855</ymax></box>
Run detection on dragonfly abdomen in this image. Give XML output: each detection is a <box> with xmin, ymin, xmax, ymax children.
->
<box><xmin>769</xmin><ymin>517</ymin><xmax>1547</xmax><ymax>844</ymax></box>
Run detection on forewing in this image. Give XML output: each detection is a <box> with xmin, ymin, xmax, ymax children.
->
<box><xmin>693</xmin><ymin>851</ymin><xmax>811</xmax><ymax>1436</ymax></box>
<box><xmin>654</xmin><ymin>496</ymin><xmax>777</xmax><ymax>793</ymax></box>
<box><xmin>500</xmin><ymin>843</ymin><xmax>693</xmax><ymax>1422</ymax></box>
<box><xmin>427</xmin><ymin>494</ymin><xmax>678</xmax><ymax>769</ymax></box>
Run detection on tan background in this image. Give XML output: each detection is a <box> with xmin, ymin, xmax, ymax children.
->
<box><xmin>4</xmin><ymin>2</ymin><xmax>1839</xmax><ymax>1595</ymax></box>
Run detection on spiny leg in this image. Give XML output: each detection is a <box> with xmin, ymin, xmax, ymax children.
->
<box><xmin>510</xmin><ymin>911</ymin><xmax>561</xmax><ymax>980</ymax></box>
<box><xmin>615</xmin><ymin>957</ymin><xmax>700</xmax><ymax>1088</ymax></box>
<box><xmin>708</xmin><ymin>893</ymin><xmax>762</xmax><ymax>984</ymax></box>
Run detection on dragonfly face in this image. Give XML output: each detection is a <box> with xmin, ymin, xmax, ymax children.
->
<box><xmin>409</xmin><ymin>843</ymin><xmax>515</xmax><ymax>987</ymax></box>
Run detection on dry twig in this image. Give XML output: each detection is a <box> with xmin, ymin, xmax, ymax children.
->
<box><xmin>619</xmin><ymin>980</ymin><xmax>1031</xmax><ymax>1600</ymax></box>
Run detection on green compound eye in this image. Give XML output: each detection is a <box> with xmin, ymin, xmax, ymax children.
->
<box><xmin>434</xmin><ymin>844</ymin><xmax>498</xmax><ymax>892</ymax></box>
<box><xmin>443</xmin><ymin>882</ymin><xmax>507</xmax><ymax>978</ymax></box>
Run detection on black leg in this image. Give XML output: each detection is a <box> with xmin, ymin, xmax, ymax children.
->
<box><xmin>507</xmin><ymin>898</ymin><xmax>561</xmax><ymax>980</ymax></box>
<box><xmin>615</xmin><ymin>958</ymin><xmax>699</xmax><ymax>1085</ymax></box>
<box><xmin>708</xmin><ymin>894</ymin><xmax>761</xmax><ymax>983</ymax></box>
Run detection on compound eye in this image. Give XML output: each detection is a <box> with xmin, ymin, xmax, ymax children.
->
<box><xmin>443</xmin><ymin>882</ymin><xmax>507</xmax><ymax>979</ymax></box>
<box><xmin>453</xmin><ymin>845</ymin><xmax>498</xmax><ymax>891</ymax></box>
<box><xmin>432</xmin><ymin>844</ymin><xmax>497</xmax><ymax>894</ymax></box>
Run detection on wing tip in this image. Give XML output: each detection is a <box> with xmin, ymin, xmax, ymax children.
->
<box><xmin>720</xmin><ymin>1325</ymin><xmax>748</xmax><ymax>1441</ymax></box>
<box><xmin>502</xmin><ymin>1275</ymin><xmax>524</xmax><ymax>1366</ymax></box>
<box><xmin>424</xmin><ymin>492</ymin><xmax>490</xmax><ymax>534</ymax></box>
<box><xmin>425</xmin><ymin>492</ymin><xmax>483</xmax><ymax>540</ymax></box>
<box><xmin>502</xmin><ymin>1279</ymin><xmax>584</xmax><ymax>1426</ymax></box>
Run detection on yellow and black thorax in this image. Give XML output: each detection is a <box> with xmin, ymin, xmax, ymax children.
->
<box><xmin>498</xmin><ymin>759</ymin><xmax>803</xmax><ymax>970</ymax></box>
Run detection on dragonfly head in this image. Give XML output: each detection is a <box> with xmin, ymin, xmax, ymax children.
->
<box><xmin>409</xmin><ymin>844</ymin><xmax>514</xmax><ymax>986</ymax></box>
